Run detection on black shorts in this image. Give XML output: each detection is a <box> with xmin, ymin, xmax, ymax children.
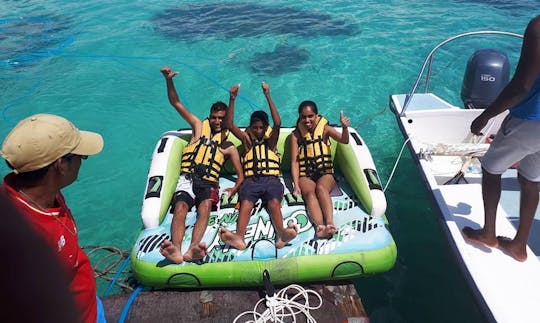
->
<box><xmin>174</xmin><ymin>176</ymin><xmax>219</xmax><ymax>210</ymax></box>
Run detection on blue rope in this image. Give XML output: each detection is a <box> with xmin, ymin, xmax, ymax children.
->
<box><xmin>103</xmin><ymin>253</ymin><xmax>131</xmax><ymax>297</ymax></box>
<box><xmin>175</xmin><ymin>59</ymin><xmax>260</xmax><ymax>111</ymax></box>
<box><xmin>2</xmin><ymin>18</ymin><xmax>263</xmax><ymax>126</ymax></box>
<box><xmin>119</xmin><ymin>285</ymin><xmax>144</xmax><ymax>323</ymax></box>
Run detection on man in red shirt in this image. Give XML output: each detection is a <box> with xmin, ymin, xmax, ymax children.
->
<box><xmin>1</xmin><ymin>114</ymin><xmax>105</xmax><ymax>323</ymax></box>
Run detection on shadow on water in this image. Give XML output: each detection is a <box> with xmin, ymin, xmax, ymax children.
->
<box><xmin>151</xmin><ymin>2</ymin><xmax>360</xmax><ymax>41</ymax></box>
<box><xmin>453</xmin><ymin>0</ymin><xmax>538</xmax><ymax>14</ymax></box>
<box><xmin>0</xmin><ymin>15</ymin><xmax>73</xmax><ymax>68</ymax></box>
<box><xmin>152</xmin><ymin>3</ymin><xmax>359</xmax><ymax>77</ymax></box>
<box><xmin>248</xmin><ymin>44</ymin><xmax>309</xmax><ymax>76</ymax></box>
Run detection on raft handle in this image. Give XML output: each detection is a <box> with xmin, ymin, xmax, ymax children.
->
<box><xmin>350</xmin><ymin>132</ymin><xmax>363</xmax><ymax>146</ymax></box>
<box><xmin>157</xmin><ymin>137</ymin><xmax>168</xmax><ymax>153</ymax></box>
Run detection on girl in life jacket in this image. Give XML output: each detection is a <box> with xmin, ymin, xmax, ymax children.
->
<box><xmin>219</xmin><ymin>82</ymin><xmax>298</xmax><ymax>250</ymax></box>
<box><xmin>291</xmin><ymin>101</ymin><xmax>350</xmax><ymax>239</ymax></box>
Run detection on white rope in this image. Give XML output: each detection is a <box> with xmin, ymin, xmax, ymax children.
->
<box><xmin>383</xmin><ymin>137</ymin><xmax>411</xmax><ymax>193</ymax></box>
<box><xmin>427</xmin><ymin>142</ymin><xmax>489</xmax><ymax>156</ymax></box>
<box><xmin>384</xmin><ymin>115</ymin><xmax>501</xmax><ymax>189</ymax></box>
<box><xmin>233</xmin><ymin>284</ymin><xmax>323</xmax><ymax>323</ymax></box>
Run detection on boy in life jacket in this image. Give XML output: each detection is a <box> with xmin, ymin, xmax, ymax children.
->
<box><xmin>219</xmin><ymin>82</ymin><xmax>298</xmax><ymax>250</ymax></box>
<box><xmin>159</xmin><ymin>66</ymin><xmax>244</xmax><ymax>264</ymax></box>
<box><xmin>290</xmin><ymin>101</ymin><xmax>350</xmax><ymax>239</ymax></box>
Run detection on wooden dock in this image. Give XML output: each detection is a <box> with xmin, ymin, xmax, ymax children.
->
<box><xmin>102</xmin><ymin>282</ymin><xmax>369</xmax><ymax>322</ymax></box>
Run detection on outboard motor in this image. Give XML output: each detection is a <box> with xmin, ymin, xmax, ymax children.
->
<box><xmin>461</xmin><ymin>48</ymin><xmax>510</xmax><ymax>109</ymax></box>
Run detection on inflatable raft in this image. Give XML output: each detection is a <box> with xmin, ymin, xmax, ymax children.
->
<box><xmin>131</xmin><ymin>127</ymin><xmax>397</xmax><ymax>289</ymax></box>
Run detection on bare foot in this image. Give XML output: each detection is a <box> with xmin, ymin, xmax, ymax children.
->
<box><xmin>462</xmin><ymin>226</ymin><xmax>498</xmax><ymax>247</ymax></box>
<box><xmin>315</xmin><ymin>225</ymin><xmax>327</xmax><ymax>238</ymax></box>
<box><xmin>159</xmin><ymin>239</ymin><xmax>183</xmax><ymax>264</ymax></box>
<box><xmin>219</xmin><ymin>227</ymin><xmax>247</xmax><ymax>250</ymax></box>
<box><xmin>326</xmin><ymin>224</ymin><xmax>337</xmax><ymax>237</ymax></box>
<box><xmin>183</xmin><ymin>242</ymin><xmax>208</xmax><ymax>262</ymax></box>
<box><xmin>497</xmin><ymin>236</ymin><xmax>527</xmax><ymax>262</ymax></box>
<box><xmin>275</xmin><ymin>224</ymin><xmax>298</xmax><ymax>248</ymax></box>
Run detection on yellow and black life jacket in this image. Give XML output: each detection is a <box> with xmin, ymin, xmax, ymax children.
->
<box><xmin>242</xmin><ymin>126</ymin><xmax>281</xmax><ymax>177</ymax></box>
<box><xmin>180</xmin><ymin>119</ymin><xmax>228</xmax><ymax>182</ymax></box>
<box><xmin>296</xmin><ymin>116</ymin><xmax>334</xmax><ymax>178</ymax></box>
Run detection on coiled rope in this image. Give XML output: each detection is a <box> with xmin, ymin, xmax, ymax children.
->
<box><xmin>233</xmin><ymin>284</ymin><xmax>323</xmax><ymax>323</ymax></box>
<box><xmin>82</xmin><ymin>245</ymin><xmax>134</xmax><ymax>295</ymax></box>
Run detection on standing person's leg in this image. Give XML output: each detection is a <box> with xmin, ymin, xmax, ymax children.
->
<box><xmin>498</xmin><ymin>174</ymin><xmax>539</xmax><ymax>262</ymax></box>
<box><xmin>499</xmin><ymin>127</ymin><xmax>540</xmax><ymax>261</ymax></box>
<box><xmin>463</xmin><ymin>115</ymin><xmax>524</xmax><ymax>247</ymax></box>
<box><xmin>462</xmin><ymin>170</ymin><xmax>501</xmax><ymax>247</ymax></box>
<box><xmin>315</xmin><ymin>174</ymin><xmax>337</xmax><ymax>237</ymax></box>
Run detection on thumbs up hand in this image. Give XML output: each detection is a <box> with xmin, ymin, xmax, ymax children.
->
<box><xmin>340</xmin><ymin>110</ymin><xmax>350</xmax><ymax>128</ymax></box>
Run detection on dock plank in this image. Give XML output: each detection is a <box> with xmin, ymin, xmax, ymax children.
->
<box><xmin>102</xmin><ymin>282</ymin><xmax>369</xmax><ymax>322</ymax></box>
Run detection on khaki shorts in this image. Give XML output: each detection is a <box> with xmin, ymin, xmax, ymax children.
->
<box><xmin>481</xmin><ymin>115</ymin><xmax>540</xmax><ymax>182</ymax></box>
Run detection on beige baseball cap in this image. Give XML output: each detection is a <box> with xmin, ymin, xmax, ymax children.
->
<box><xmin>1</xmin><ymin>114</ymin><xmax>104</xmax><ymax>174</ymax></box>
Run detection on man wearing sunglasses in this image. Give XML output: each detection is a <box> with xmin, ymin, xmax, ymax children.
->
<box><xmin>1</xmin><ymin>114</ymin><xmax>106</xmax><ymax>323</ymax></box>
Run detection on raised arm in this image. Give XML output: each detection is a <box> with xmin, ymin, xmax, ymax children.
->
<box><xmin>290</xmin><ymin>131</ymin><xmax>301</xmax><ymax>197</ymax></box>
<box><xmin>471</xmin><ymin>16</ymin><xmax>540</xmax><ymax>134</ymax></box>
<box><xmin>222</xmin><ymin>145</ymin><xmax>245</xmax><ymax>196</ymax></box>
<box><xmin>160</xmin><ymin>66</ymin><xmax>202</xmax><ymax>136</ymax></box>
<box><xmin>225</xmin><ymin>84</ymin><xmax>249</xmax><ymax>147</ymax></box>
<box><xmin>263</xmin><ymin>82</ymin><xmax>281</xmax><ymax>150</ymax></box>
<box><xmin>326</xmin><ymin>110</ymin><xmax>350</xmax><ymax>144</ymax></box>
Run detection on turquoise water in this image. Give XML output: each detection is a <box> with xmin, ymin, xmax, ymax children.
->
<box><xmin>1</xmin><ymin>1</ymin><xmax>535</xmax><ymax>322</ymax></box>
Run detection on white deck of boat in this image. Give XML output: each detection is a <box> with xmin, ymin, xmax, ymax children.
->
<box><xmin>437</xmin><ymin>182</ymin><xmax>540</xmax><ymax>323</ymax></box>
<box><xmin>392</xmin><ymin>93</ymin><xmax>540</xmax><ymax>323</ymax></box>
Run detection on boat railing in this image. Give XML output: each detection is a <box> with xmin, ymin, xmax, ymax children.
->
<box><xmin>400</xmin><ymin>31</ymin><xmax>523</xmax><ymax>116</ymax></box>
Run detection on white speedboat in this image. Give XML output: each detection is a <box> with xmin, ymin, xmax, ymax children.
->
<box><xmin>390</xmin><ymin>31</ymin><xmax>540</xmax><ymax>323</ymax></box>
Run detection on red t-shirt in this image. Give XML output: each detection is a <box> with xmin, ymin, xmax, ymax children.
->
<box><xmin>3</xmin><ymin>174</ymin><xmax>97</xmax><ymax>323</ymax></box>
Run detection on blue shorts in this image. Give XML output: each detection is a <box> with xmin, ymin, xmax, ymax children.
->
<box><xmin>239</xmin><ymin>176</ymin><xmax>284</xmax><ymax>204</ymax></box>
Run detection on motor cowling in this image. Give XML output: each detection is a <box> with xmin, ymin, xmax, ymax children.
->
<box><xmin>461</xmin><ymin>48</ymin><xmax>510</xmax><ymax>109</ymax></box>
